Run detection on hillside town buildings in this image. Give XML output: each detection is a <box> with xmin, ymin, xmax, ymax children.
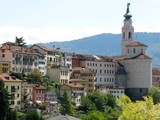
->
<box><xmin>0</xmin><ymin>3</ymin><xmax>155</xmax><ymax>111</ymax></box>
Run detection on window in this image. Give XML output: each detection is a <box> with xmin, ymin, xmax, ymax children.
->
<box><xmin>100</xmin><ymin>70</ymin><xmax>102</xmax><ymax>73</ymax></box>
<box><xmin>133</xmin><ymin>48</ymin><xmax>136</xmax><ymax>53</ymax></box>
<box><xmin>17</xmin><ymin>86</ymin><xmax>19</xmax><ymax>90</ymax></box>
<box><xmin>2</xmin><ymin>49</ymin><xmax>5</xmax><ymax>53</ymax></box>
<box><xmin>11</xmin><ymin>101</ymin><xmax>14</xmax><ymax>105</ymax></box>
<box><xmin>17</xmin><ymin>94</ymin><xmax>19</xmax><ymax>98</ymax></box>
<box><xmin>100</xmin><ymin>64</ymin><xmax>102</xmax><ymax>67</ymax></box>
<box><xmin>128</xmin><ymin>32</ymin><xmax>131</xmax><ymax>39</ymax></box>
<box><xmin>17</xmin><ymin>101</ymin><xmax>20</xmax><ymax>105</ymax></box>
<box><xmin>123</xmin><ymin>32</ymin><xmax>125</xmax><ymax>39</ymax></box>
<box><xmin>2</xmin><ymin>54</ymin><xmax>5</xmax><ymax>57</ymax></box>
<box><xmin>128</xmin><ymin>49</ymin><xmax>129</xmax><ymax>54</ymax></box>
<box><xmin>100</xmin><ymin>78</ymin><xmax>102</xmax><ymax>82</ymax></box>
<box><xmin>104</xmin><ymin>78</ymin><xmax>106</xmax><ymax>82</ymax></box>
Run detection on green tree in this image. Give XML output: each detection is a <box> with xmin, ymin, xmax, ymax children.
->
<box><xmin>148</xmin><ymin>86</ymin><xmax>160</xmax><ymax>104</ymax></box>
<box><xmin>27</xmin><ymin>69</ymin><xmax>43</xmax><ymax>84</ymax></box>
<box><xmin>6</xmin><ymin>109</ymin><xmax>17</xmax><ymax>120</ymax></box>
<box><xmin>80</xmin><ymin>97</ymin><xmax>97</xmax><ymax>112</ymax></box>
<box><xmin>0</xmin><ymin>79</ymin><xmax>11</xmax><ymax>120</ymax></box>
<box><xmin>117</xmin><ymin>94</ymin><xmax>160</xmax><ymax>120</ymax></box>
<box><xmin>15</xmin><ymin>36</ymin><xmax>26</xmax><ymax>46</ymax></box>
<box><xmin>26</xmin><ymin>110</ymin><xmax>44</xmax><ymax>120</ymax></box>
<box><xmin>81</xmin><ymin>110</ymin><xmax>104</xmax><ymax>120</ymax></box>
<box><xmin>60</xmin><ymin>90</ymin><xmax>74</xmax><ymax>115</ymax></box>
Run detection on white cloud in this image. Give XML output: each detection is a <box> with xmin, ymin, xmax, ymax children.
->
<box><xmin>0</xmin><ymin>25</ymin><xmax>105</xmax><ymax>45</ymax></box>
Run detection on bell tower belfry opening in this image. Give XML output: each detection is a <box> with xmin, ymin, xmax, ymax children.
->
<box><xmin>121</xmin><ymin>3</ymin><xmax>134</xmax><ymax>55</ymax></box>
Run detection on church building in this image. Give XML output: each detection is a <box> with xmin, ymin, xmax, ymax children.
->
<box><xmin>116</xmin><ymin>3</ymin><xmax>152</xmax><ymax>100</ymax></box>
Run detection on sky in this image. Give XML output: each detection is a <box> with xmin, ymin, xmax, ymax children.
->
<box><xmin>0</xmin><ymin>0</ymin><xmax>160</xmax><ymax>44</ymax></box>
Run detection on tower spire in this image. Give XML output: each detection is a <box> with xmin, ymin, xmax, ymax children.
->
<box><xmin>124</xmin><ymin>3</ymin><xmax>132</xmax><ymax>19</ymax></box>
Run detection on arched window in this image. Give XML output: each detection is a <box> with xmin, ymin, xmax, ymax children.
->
<box><xmin>128</xmin><ymin>32</ymin><xmax>132</xmax><ymax>39</ymax></box>
<box><xmin>123</xmin><ymin>32</ymin><xmax>125</xmax><ymax>39</ymax></box>
<box><xmin>133</xmin><ymin>48</ymin><xmax>136</xmax><ymax>53</ymax></box>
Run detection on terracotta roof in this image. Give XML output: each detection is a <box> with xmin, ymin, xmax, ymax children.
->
<box><xmin>31</xmin><ymin>44</ymin><xmax>53</xmax><ymax>52</ymax></box>
<box><xmin>33</xmin><ymin>84</ymin><xmax>46</xmax><ymax>90</ymax></box>
<box><xmin>126</xmin><ymin>41</ymin><xmax>147</xmax><ymax>47</ymax></box>
<box><xmin>0</xmin><ymin>44</ymin><xmax>38</xmax><ymax>55</ymax></box>
<box><xmin>72</xmin><ymin>67</ymin><xmax>94</xmax><ymax>74</ymax></box>
<box><xmin>126</xmin><ymin>54</ymin><xmax>152</xmax><ymax>60</ymax></box>
<box><xmin>0</xmin><ymin>74</ymin><xmax>22</xmax><ymax>82</ymax></box>
<box><xmin>69</xmin><ymin>78</ymin><xmax>86</xmax><ymax>82</ymax></box>
<box><xmin>111</xmin><ymin>55</ymin><xmax>126</xmax><ymax>61</ymax></box>
<box><xmin>96</xmin><ymin>84</ymin><xmax>124</xmax><ymax>89</ymax></box>
<box><xmin>152</xmin><ymin>76</ymin><xmax>160</xmax><ymax>82</ymax></box>
<box><xmin>64</xmin><ymin>83</ymin><xmax>84</xmax><ymax>88</ymax></box>
<box><xmin>152</xmin><ymin>68</ymin><xmax>160</xmax><ymax>75</ymax></box>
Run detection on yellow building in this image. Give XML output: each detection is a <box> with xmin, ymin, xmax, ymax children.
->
<box><xmin>47</xmin><ymin>65</ymin><xmax>70</xmax><ymax>84</ymax></box>
<box><xmin>0</xmin><ymin>60</ymin><xmax>10</xmax><ymax>75</ymax></box>
<box><xmin>0</xmin><ymin>74</ymin><xmax>23</xmax><ymax>110</ymax></box>
<box><xmin>71</xmin><ymin>67</ymin><xmax>95</xmax><ymax>95</ymax></box>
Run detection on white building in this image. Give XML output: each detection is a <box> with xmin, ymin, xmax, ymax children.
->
<box><xmin>116</xmin><ymin>3</ymin><xmax>152</xmax><ymax>100</ymax></box>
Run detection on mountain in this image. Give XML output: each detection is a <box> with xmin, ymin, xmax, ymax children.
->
<box><xmin>37</xmin><ymin>32</ymin><xmax>160</xmax><ymax>67</ymax></box>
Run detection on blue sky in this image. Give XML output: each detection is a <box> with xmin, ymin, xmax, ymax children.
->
<box><xmin>0</xmin><ymin>0</ymin><xmax>160</xmax><ymax>44</ymax></box>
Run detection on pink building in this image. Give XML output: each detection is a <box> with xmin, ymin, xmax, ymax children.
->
<box><xmin>32</xmin><ymin>84</ymin><xmax>46</xmax><ymax>104</ymax></box>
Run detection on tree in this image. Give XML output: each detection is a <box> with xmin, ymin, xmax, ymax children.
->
<box><xmin>117</xmin><ymin>94</ymin><xmax>160</xmax><ymax>120</ymax></box>
<box><xmin>148</xmin><ymin>86</ymin><xmax>160</xmax><ymax>104</ymax></box>
<box><xmin>26</xmin><ymin>110</ymin><xmax>44</xmax><ymax>120</ymax></box>
<box><xmin>81</xmin><ymin>110</ymin><xmax>104</xmax><ymax>120</ymax></box>
<box><xmin>60</xmin><ymin>90</ymin><xmax>74</xmax><ymax>115</ymax></box>
<box><xmin>6</xmin><ymin>109</ymin><xmax>17</xmax><ymax>120</ymax></box>
<box><xmin>0</xmin><ymin>79</ymin><xmax>11</xmax><ymax>120</ymax></box>
<box><xmin>15</xmin><ymin>36</ymin><xmax>26</xmax><ymax>46</ymax></box>
<box><xmin>27</xmin><ymin>69</ymin><xmax>43</xmax><ymax>84</ymax></box>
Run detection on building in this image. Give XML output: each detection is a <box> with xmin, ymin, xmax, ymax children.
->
<box><xmin>47</xmin><ymin>65</ymin><xmax>70</xmax><ymax>84</ymax></box>
<box><xmin>0</xmin><ymin>60</ymin><xmax>10</xmax><ymax>75</ymax></box>
<box><xmin>0</xmin><ymin>74</ymin><xmax>22</xmax><ymax>110</ymax></box>
<box><xmin>96</xmin><ymin>85</ymin><xmax>125</xmax><ymax>98</ymax></box>
<box><xmin>45</xmin><ymin>90</ymin><xmax>58</xmax><ymax>112</ymax></box>
<box><xmin>0</xmin><ymin>42</ymin><xmax>39</xmax><ymax>74</ymax></box>
<box><xmin>22</xmin><ymin>82</ymin><xmax>33</xmax><ymax>108</ymax></box>
<box><xmin>71</xmin><ymin>67</ymin><xmax>95</xmax><ymax>95</ymax></box>
<box><xmin>72</xmin><ymin>54</ymin><xmax>116</xmax><ymax>86</ymax></box>
<box><xmin>152</xmin><ymin>68</ymin><xmax>160</xmax><ymax>87</ymax></box>
<box><xmin>61</xmin><ymin>83</ymin><xmax>85</xmax><ymax>106</ymax></box>
<box><xmin>63</xmin><ymin>52</ymin><xmax>74</xmax><ymax>69</ymax></box>
<box><xmin>115</xmin><ymin>3</ymin><xmax>152</xmax><ymax>100</ymax></box>
<box><xmin>32</xmin><ymin>84</ymin><xmax>46</xmax><ymax>104</ymax></box>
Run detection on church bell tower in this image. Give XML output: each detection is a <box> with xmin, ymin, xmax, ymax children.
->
<box><xmin>121</xmin><ymin>3</ymin><xmax>134</xmax><ymax>55</ymax></box>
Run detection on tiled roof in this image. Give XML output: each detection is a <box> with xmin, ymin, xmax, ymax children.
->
<box><xmin>33</xmin><ymin>84</ymin><xmax>46</xmax><ymax>90</ymax></box>
<box><xmin>96</xmin><ymin>84</ymin><xmax>124</xmax><ymax>89</ymax></box>
<box><xmin>0</xmin><ymin>44</ymin><xmax>38</xmax><ymax>55</ymax></box>
<box><xmin>152</xmin><ymin>76</ymin><xmax>160</xmax><ymax>82</ymax></box>
<box><xmin>126</xmin><ymin>54</ymin><xmax>151</xmax><ymax>60</ymax></box>
<box><xmin>32</xmin><ymin>44</ymin><xmax>53</xmax><ymax>52</ymax></box>
<box><xmin>112</xmin><ymin>55</ymin><xmax>126</xmax><ymax>61</ymax></box>
<box><xmin>72</xmin><ymin>67</ymin><xmax>94</xmax><ymax>74</ymax></box>
<box><xmin>152</xmin><ymin>68</ymin><xmax>160</xmax><ymax>75</ymax></box>
<box><xmin>65</xmin><ymin>83</ymin><xmax>84</xmax><ymax>88</ymax></box>
<box><xmin>0</xmin><ymin>74</ymin><xmax>22</xmax><ymax>82</ymax></box>
<box><xmin>126</xmin><ymin>41</ymin><xmax>147</xmax><ymax>47</ymax></box>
